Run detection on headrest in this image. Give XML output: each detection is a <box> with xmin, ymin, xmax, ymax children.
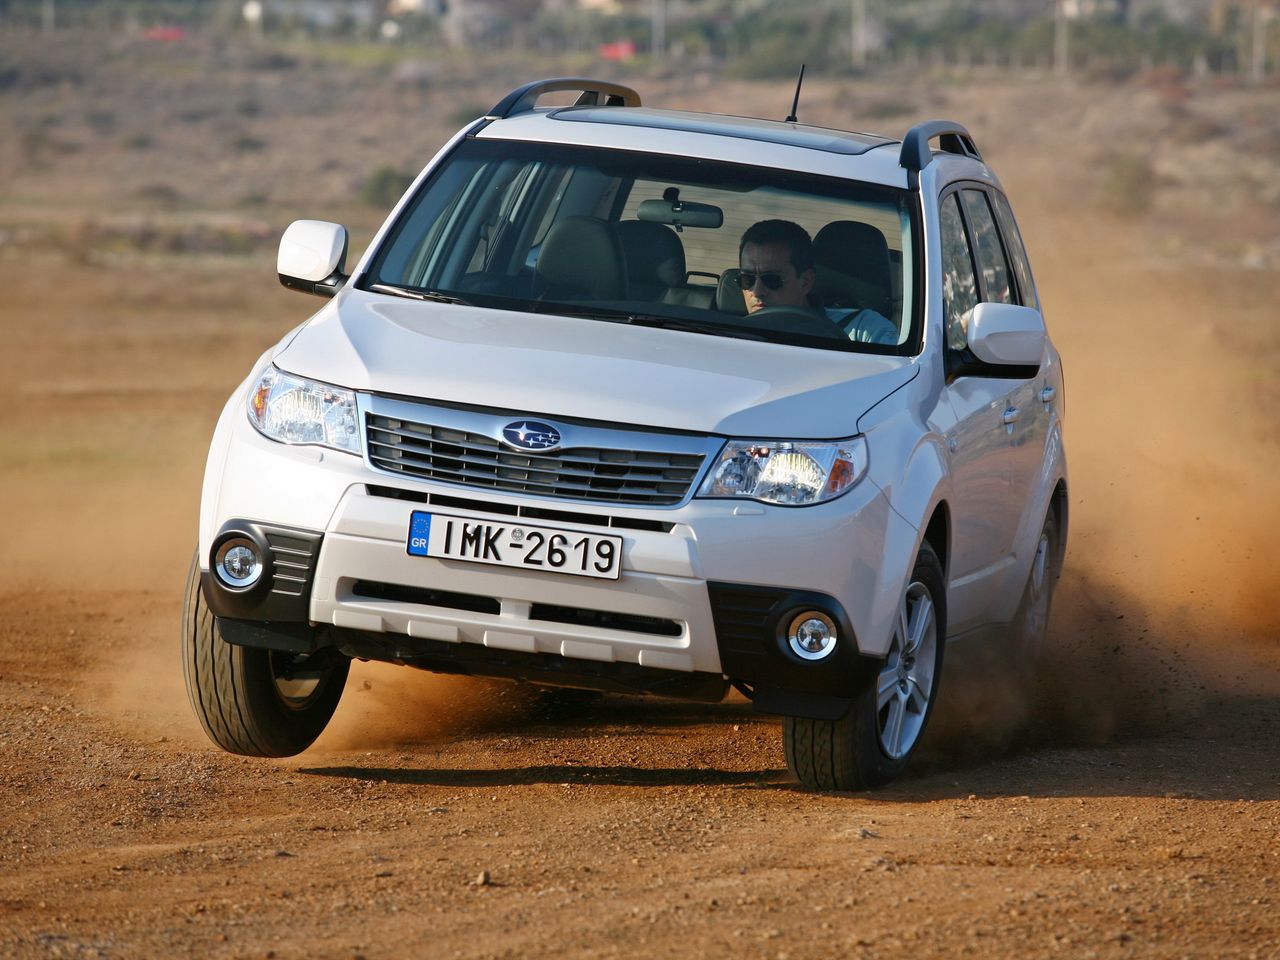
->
<box><xmin>813</xmin><ymin>221</ymin><xmax>893</xmax><ymax>317</ymax></box>
<box><xmin>617</xmin><ymin>220</ymin><xmax>686</xmax><ymax>297</ymax></box>
<box><xmin>537</xmin><ymin>216</ymin><xmax>627</xmax><ymax>300</ymax></box>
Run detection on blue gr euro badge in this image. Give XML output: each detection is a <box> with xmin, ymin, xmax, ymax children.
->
<box><xmin>407</xmin><ymin>511</ymin><xmax>432</xmax><ymax>556</ymax></box>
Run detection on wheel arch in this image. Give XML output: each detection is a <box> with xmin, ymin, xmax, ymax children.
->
<box><xmin>1050</xmin><ymin>476</ymin><xmax>1068</xmax><ymax>578</ymax></box>
<box><xmin>921</xmin><ymin>500</ymin><xmax>951</xmax><ymax>581</ymax></box>
<box><xmin>856</xmin><ymin>433</ymin><xmax>953</xmax><ymax>658</ymax></box>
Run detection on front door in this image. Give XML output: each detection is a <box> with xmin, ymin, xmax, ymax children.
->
<box><xmin>937</xmin><ymin>191</ymin><xmax>1022</xmax><ymax>632</ymax></box>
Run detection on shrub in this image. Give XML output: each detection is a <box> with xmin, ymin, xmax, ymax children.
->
<box><xmin>361</xmin><ymin>165</ymin><xmax>414</xmax><ymax>207</ymax></box>
<box><xmin>135</xmin><ymin>183</ymin><xmax>183</xmax><ymax>208</ymax></box>
<box><xmin>1100</xmin><ymin>153</ymin><xmax>1157</xmax><ymax>218</ymax></box>
<box><xmin>231</xmin><ymin>134</ymin><xmax>267</xmax><ymax>152</ymax></box>
<box><xmin>449</xmin><ymin>103</ymin><xmax>490</xmax><ymax>126</ymax></box>
<box><xmin>85</xmin><ymin>109</ymin><xmax>117</xmax><ymax>134</ymax></box>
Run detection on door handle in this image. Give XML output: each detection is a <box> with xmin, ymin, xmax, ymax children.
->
<box><xmin>1039</xmin><ymin>386</ymin><xmax>1056</xmax><ymax>404</ymax></box>
<box><xmin>1001</xmin><ymin>407</ymin><xmax>1020</xmax><ymax>425</ymax></box>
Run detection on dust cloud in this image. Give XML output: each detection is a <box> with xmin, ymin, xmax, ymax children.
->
<box><xmin>315</xmin><ymin>662</ymin><xmax>543</xmax><ymax>752</ymax></box>
<box><xmin>924</xmin><ymin>218</ymin><xmax>1280</xmax><ymax>760</ymax></box>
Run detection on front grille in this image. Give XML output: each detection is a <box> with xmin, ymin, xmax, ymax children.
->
<box><xmin>366</xmin><ymin>485</ymin><xmax>676</xmax><ymax>532</ymax></box>
<box><xmin>366</xmin><ymin>414</ymin><xmax>703</xmax><ymax>506</ymax></box>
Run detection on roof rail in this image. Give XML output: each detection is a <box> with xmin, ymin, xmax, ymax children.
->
<box><xmin>485</xmin><ymin>78</ymin><xmax>641</xmax><ymax>120</ymax></box>
<box><xmin>899</xmin><ymin>120</ymin><xmax>982</xmax><ymax>172</ymax></box>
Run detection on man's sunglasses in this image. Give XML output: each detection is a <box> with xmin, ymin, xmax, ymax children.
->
<box><xmin>737</xmin><ymin>270</ymin><xmax>788</xmax><ymax>291</ymax></box>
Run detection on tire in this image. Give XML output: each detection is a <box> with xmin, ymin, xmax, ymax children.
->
<box><xmin>783</xmin><ymin>542</ymin><xmax>946</xmax><ymax>791</ymax></box>
<box><xmin>180</xmin><ymin>552</ymin><xmax>348</xmax><ymax>757</ymax></box>
<box><xmin>1010</xmin><ymin>504</ymin><xmax>1060</xmax><ymax>668</ymax></box>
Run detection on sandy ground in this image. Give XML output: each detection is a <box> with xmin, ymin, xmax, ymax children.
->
<box><xmin>2</xmin><ymin>39</ymin><xmax>1279</xmax><ymax>959</ymax></box>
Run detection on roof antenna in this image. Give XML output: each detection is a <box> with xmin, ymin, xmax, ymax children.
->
<box><xmin>784</xmin><ymin>63</ymin><xmax>806</xmax><ymax>123</ymax></box>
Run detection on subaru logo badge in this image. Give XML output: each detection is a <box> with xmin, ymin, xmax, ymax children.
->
<box><xmin>501</xmin><ymin>419</ymin><xmax>562</xmax><ymax>451</ymax></box>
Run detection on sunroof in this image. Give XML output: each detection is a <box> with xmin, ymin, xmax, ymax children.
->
<box><xmin>548</xmin><ymin>107</ymin><xmax>895</xmax><ymax>157</ymax></box>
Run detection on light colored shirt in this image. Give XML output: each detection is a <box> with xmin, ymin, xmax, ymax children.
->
<box><xmin>826</xmin><ymin>307</ymin><xmax>899</xmax><ymax>345</ymax></box>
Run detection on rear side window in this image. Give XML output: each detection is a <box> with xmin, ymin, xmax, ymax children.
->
<box><xmin>990</xmin><ymin>191</ymin><xmax>1039</xmax><ymax>310</ymax></box>
<box><xmin>960</xmin><ymin>190</ymin><xmax>1014</xmax><ymax>305</ymax></box>
<box><xmin>939</xmin><ymin>193</ymin><xmax>978</xmax><ymax>352</ymax></box>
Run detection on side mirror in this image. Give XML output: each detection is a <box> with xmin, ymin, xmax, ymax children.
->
<box><xmin>277</xmin><ymin>220</ymin><xmax>349</xmax><ymax>298</ymax></box>
<box><xmin>967</xmin><ymin>302</ymin><xmax>1045</xmax><ymax>367</ymax></box>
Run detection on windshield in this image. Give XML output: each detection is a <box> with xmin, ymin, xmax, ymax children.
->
<box><xmin>363</xmin><ymin>138</ymin><xmax>918</xmax><ymax>355</ymax></box>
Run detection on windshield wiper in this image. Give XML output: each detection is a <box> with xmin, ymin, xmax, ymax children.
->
<box><xmin>529</xmin><ymin>301</ymin><xmax>637</xmax><ymax>323</ymax></box>
<box><xmin>370</xmin><ymin>283</ymin><xmax>475</xmax><ymax>306</ymax></box>
<box><xmin>624</xmin><ymin>314</ymin><xmax>767</xmax><ymax>341</ymax></box>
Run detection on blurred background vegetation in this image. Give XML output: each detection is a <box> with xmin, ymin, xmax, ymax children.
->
<box><xmin>1</xmin><ymin>0</ymin><xmax>1276</xmax><ymax>268</ymax></box>
<box><xmin>0</xmin><ymin>0</ymin><xmax>1276</xmax><ymax>81</ymax></box>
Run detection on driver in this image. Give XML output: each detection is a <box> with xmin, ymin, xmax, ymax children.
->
<box><xmin>737</xmin><ymin>219</ymin><xmax>897</xmax><ymax>344</ymax></box>
<box><xmin>738</xmin><ymin>219</ymin><xmax>815</xmax><ymax>314</ymax></box>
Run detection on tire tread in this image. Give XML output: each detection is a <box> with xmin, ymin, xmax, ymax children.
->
<box><xmin>180</xmin><ymin>553</ymin><xmax>345</xmax><ymax>757</ymax></box>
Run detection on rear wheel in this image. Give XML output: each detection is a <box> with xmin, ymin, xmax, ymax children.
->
<box><xmin>180</xmin><ymin>553</ymin><xmax>348</xmax><ymax>757</ymax></box>
<box><xmin>1011</xmin><ymin>504</ymin><xmax>1060</xmax><ymax>667</ymax></box>
<box><xmin>783</xmin><ymin>542</ymin><xmax>946</xmax><ymax>790</ymax></box>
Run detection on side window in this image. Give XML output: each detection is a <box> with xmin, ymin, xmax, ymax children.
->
<box><xmin>939</xmin><ymin>193</ymin><xmax>978</xmax><ymax>352</ymax></box>
<box><xmin>960</xmin><ymin>189</ymin><xmax>1014</xmax><ymax>305</ymax></box>
<box><xmin>990</xmin><ymin>191</ymin><xmax>1039</xmax><ymax>311</ymax></box>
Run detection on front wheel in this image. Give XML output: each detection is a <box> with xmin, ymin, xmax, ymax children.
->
<box><xmin>180</xmin><ymin>553</ymin><xmax>348</xmax><ymax>757</ymax></box>
<box><xmin>783</xmin><ymin>542</ymin><xmax>946</xmax><ymax>790</ymax></box>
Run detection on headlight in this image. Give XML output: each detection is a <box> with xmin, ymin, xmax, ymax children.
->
<box><xmin>697</xmin><ymin>437</ymin><xmax>868</xmax><ymax>506</ymax></box>
<box><xmin>247</xmin><ymin>365</ymin><xmax>360</xmax><ymax>455</ymax></box>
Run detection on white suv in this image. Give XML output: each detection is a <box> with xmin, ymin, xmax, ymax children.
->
<box><xmin>182</xmin><ymin>78</ymin><xmax>1067</xmax><ymax>790</ymax></box>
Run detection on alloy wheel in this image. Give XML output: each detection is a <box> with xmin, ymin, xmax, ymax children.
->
<box><xmin>875</xmin><ymin>580</ymin><xmax>938</xmax><ymax>760</ymax></box>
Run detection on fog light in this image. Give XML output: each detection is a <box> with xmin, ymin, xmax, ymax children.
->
<box><xmin>214</xmin><ymin>537</ymin><xmax>264</xmax><ymax>588</ymax></box>
<box><xmin>786</xmin><ymin>611</ymin><xmax>838</xmax><ymax>661</ymax></box>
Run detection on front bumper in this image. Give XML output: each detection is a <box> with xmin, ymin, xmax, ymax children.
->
<box><xmin>200</xmin><ymin>402</ymin><xmax>914</xmax><ymax>716</ymax></box>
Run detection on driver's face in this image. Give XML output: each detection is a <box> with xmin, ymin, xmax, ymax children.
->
<box><xmin>739</xmin><ymin>242</ymin><xmax>814</xmax><ymax>314</ymax></box>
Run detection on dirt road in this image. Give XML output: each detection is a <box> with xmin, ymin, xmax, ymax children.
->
<box><xmin>1</xmin><ymin>578</ymin><xmax>1277</xmax><ymax>959</ymax></box>
<box><xmin>2</xmin><ymin>51</ymin><xmax>1278</xmax><ymax>958</ymax></box>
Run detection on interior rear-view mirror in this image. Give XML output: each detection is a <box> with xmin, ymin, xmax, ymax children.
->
<box><xmin>637</xmin><ymin>187</ymin><xmax>723</xmax><ymax>230</ymax></box>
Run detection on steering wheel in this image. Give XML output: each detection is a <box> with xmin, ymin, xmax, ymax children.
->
<box><xmin>734</xmin><ymin>305</ymin><xmax>847</xmax><ymax>341</ymax></box>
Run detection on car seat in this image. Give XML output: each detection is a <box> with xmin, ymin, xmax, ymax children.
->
<box><xmin>617</xmin><ymin>220</ymin><xmax>715</xmax><ymax>309</ymax></box>
<box><xmin>812</xmin><ymin>221</ymin><xmax>894</xmax><ymax>318</ymax></box>
<box><xmin>536</xmin><ymin>216</ymin><xmax>627</xmax><ymax>301</ymax></box>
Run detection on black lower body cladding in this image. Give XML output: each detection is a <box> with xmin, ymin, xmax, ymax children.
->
<box><xmin>707</xmin><ymin>582</ymin><xmax>879</xmax><ymax>720</ymax></box>
<box><xmin>200</xmin><ymin>521</ymin><xmax>323</xmax><ymax>622</ymax></box>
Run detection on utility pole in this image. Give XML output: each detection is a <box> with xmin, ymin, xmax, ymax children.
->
<box><xmin>651</xmin><ymin>0</ymin><xmax>666</xmax><ymax>60</ymax></box>
<box><xmin>1251</xmin><ymin>2</ymin><xmax>1273</xmax><ymax>84</ymax></box>
<box><xmin>1054</xmin><ymin>0</ymin><xmax>1069</xmax><ymax>77</ymax></box>
<box><xmin>851</xmin><ymin>0</ymin><xmax>867</xmax><ymax>71</ymax></box>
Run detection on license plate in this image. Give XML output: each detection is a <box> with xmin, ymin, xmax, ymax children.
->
<box><xmin>406</xmin><ymin>511</ymin><xmax>623</xmax><ymax>580</ymax></box>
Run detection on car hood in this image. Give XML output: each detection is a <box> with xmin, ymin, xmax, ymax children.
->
<box><xmin>272</xmin><ymin>289</ymin><xmax>916</xmax><ymax>437</ymax></box>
